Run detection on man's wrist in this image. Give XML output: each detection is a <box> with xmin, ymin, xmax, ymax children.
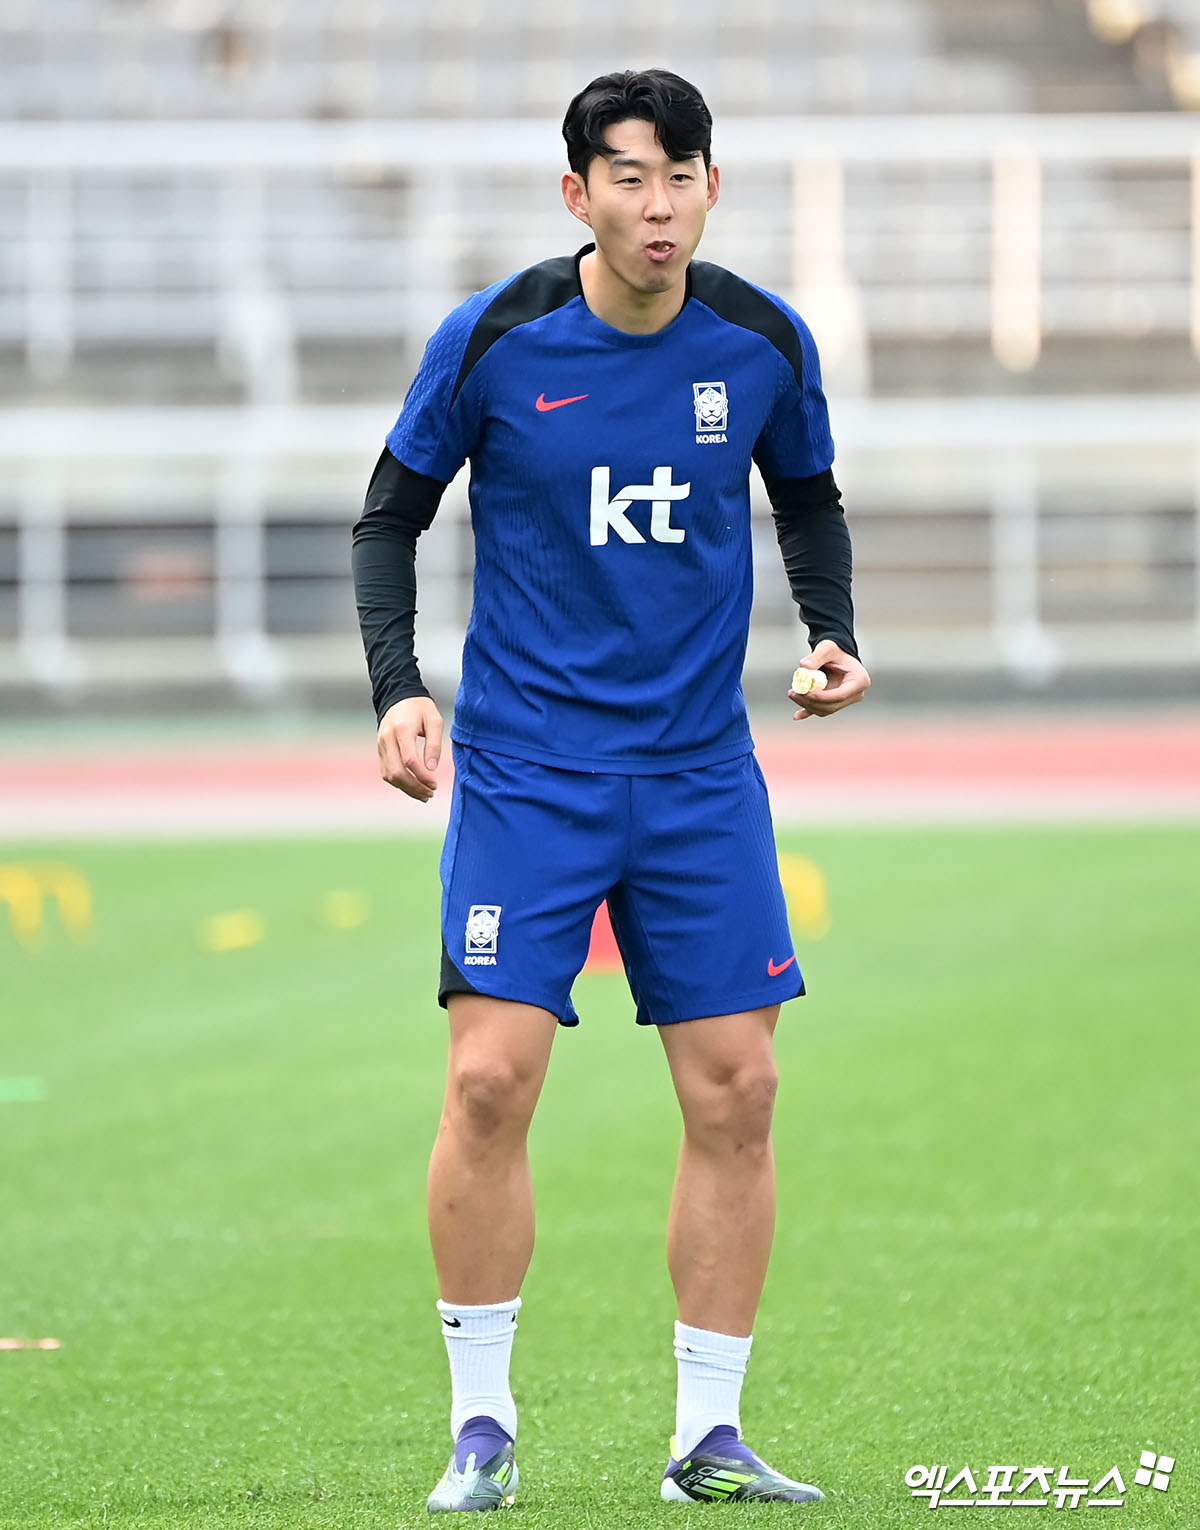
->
<box><xmin>377</xmin><ymin>685</ymin><xmax>433</xmax><ymax>723</ymax></box>
<box><xmin>807</xmin><ymin>631</ymin><xmax>859</xmax><ymax>661</ymax></box>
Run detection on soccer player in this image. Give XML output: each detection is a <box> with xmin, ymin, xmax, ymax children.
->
<box><xmin>352</xmin><ymin>69</ymin><xmax>870</xmax><ymax>1512</ymax></box>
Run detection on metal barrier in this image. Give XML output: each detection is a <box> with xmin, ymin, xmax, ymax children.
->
<box><xmin>2</xmin><ymin>115</ymin><xmax>1199</xmax><ymax>383</ymax></box>
<box><xmin>0</xmin><ymin>117</ymin><xmax>1198</xmax><ymax>700</ymax></box>
<box><xmin>1</xmin><ymin>397</ymin><xmax>1196</xmax><ymax>700</ymax></box>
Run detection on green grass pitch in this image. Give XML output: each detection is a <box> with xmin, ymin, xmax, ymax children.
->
<box><xmin>1</xmin><ymin>826</ymin><xmax>1196</xmax><ymax>1528</ymax></box>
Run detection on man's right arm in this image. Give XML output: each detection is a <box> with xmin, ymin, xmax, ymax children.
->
<box><xmin>351</xmin><ymin>446</ymin><xmax>447</xmax><ymax>719</ymax></box>
<box><xmin>351</xmin><ymin>447</ymin><xmax>449</xmax><ymax>800</ymax></box>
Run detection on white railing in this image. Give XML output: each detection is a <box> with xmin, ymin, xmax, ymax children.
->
<box><xmin>2</xmin><ymin>115</ymin><xmax>1200</xmax><ymax>385</ymax></box>
<box><xmin>1</xmin><ymin>397</ymin><xmax>1196</xmax><ymax>701</ymax></box>
<box><xmin>1</xmin><ymin>117</ymin><xmax>1198</xmax><ymax>701</ymax></box>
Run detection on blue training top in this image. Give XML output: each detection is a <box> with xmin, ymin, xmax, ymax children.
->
<box><xmin>386</xmin><ymin>244</ymin><xmax>834</xmax><ymax>774</ymax></box>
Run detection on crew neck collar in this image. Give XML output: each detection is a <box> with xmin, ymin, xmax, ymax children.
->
<box><xmin>571</xmin><ymin>243</ymin><xmax>694</xmax><ymax>343</ymax></box>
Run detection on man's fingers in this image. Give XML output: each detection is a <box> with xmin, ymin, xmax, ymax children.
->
<box><xmin>788</xmin><ymin>680</ymin><xmax>853</xmax><ymax>707</ymax></box>
<box><xmin>375</xmin><ymin>698</ymin><xmax>446</xmax><ymax>801</ymax></box>
<box><xmin>788</xmin><ymin>646</ymin><xmax>870</xmax><ymax>723</ymax></box>
<box><xmin>377</xmin><ymin>729</ymin><xmax>405</xmax><ymax>784</ymax></box>
<box><xmin>800</xmin><ymin>681</ymin><xmax>865</xmax><ymax>708</ymax></box>
<box><xmin>804</xmin><ymin>678</ymin><xmax>858</xmax><ymax>704</ymax></box>
<box><xmin>788</xmin><ymin>680</ymin><xmax>867</xmax><ymax>718</ymax></box>
<box><xmin>394</xmin><ymin>728</ymin><xmax>439</xmax><ymax>793</ymax></box>
<box><xmin>423</xmin><ymin>710</ymin><xmax>444</xmax><ymax>771</ymax></box>
<box><xmin>805</xmin><ymin>695</ymin><xmax>862</xmax><ymax>716</ymax></box>
<box><xmin>399</xmin><ymin>743</ymin><xmax>437</xmax><ymax>789</ymax></box>
<box><xmin>378</xmin><ymin>728</ymin><xmax>436</xmax><ymax>799</ymax></box>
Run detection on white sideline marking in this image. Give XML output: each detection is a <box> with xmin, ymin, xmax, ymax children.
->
<box><xmin>1</xmin><ymin>784</ymin><xmax>1197</xmax><ymax>837</ymax></box>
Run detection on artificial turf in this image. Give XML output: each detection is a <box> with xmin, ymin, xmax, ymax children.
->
<box><xmin>1</xmin><ymin>827</ymin><xmax>1196</xmax><ymax>1527</ymax></box>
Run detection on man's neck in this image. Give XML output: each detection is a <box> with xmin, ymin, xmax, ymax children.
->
<box><xmin>578</xmin><ymin>249</ymin><xmax>687</xmax><ymax>335</ymax></box>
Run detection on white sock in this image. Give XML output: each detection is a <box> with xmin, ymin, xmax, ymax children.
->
<box><xmin>674</xmin><ymin>1320</ymin><xmax>752</xmax><ymax>1457</ymax></box>
<box><xmin>438</xmin><ymin>1297</ymin><xmax>521</xmax><ymax>1440</ymax></box>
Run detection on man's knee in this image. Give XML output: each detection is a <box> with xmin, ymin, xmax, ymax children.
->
<box><xmin>442</xmin><ymin>995</ymin><xmax>556</xmax><ymax>1142</ymax></box>
<box><xmin>447</xmin><ymin>1051</ymin><xmax>540</xmax><ymax>1141</ymax></box>
<box><xmin>686</xmin><ymin>1060</ymin><xmax>779</xmax><ymax>1147</ymax></box>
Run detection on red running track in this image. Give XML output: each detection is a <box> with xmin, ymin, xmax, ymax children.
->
<box><xmin>1</xmin><ymin>714</ymin><xmax>1197</xmax><ymax>837</ymax></box>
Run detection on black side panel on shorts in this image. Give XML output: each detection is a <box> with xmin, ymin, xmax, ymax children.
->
<box><xmin>688</xmin><ymin>260</ymin><xmax>807</xmax><ymax>388</ymax></box>
<box><xmin>451</xmin><ymin>252</ymin><xmax>583</xmax><ymax>403</ymax></box>
<box><xmin>439</xmin><ymin>938</ymin><xmax>481</xmax><ymax>1010</ymax></box>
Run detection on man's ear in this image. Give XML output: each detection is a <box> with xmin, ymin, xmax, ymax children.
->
<box><xmin>561</xmin><ymin>171</ymin><xmax>593</xmax><ymax>227</ymax></box>
<box><xmin>706</xmin><ymin>162</ymin><xmax>721</xmax><ymax>213</ymax></box>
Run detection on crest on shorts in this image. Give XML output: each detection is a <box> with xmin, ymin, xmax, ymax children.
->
<box><xmin>465</xmin><ymin>904</ymin><xmax>501</xmax><ymax>956</ymax></box>
<box><xmin>693</xmin><ymin>381</ymin><xmax>728</xmax><ymax>431</ymax></box>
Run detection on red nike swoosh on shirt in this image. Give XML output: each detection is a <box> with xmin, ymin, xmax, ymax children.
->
<box><xmin>535</xmin><ymin>392</ymin><xmax>589</xmax><ymax>411</ymax></box>
<box><xmin>768</xmin><ymin>955</ymin><xmax>797</xmax><ymax>977</ymax></box>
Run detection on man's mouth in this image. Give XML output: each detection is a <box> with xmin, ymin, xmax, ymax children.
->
<box><xmin>645</xmin><ymin>240</ymin><xmax>677</xmax><ymax>262</ymax></box>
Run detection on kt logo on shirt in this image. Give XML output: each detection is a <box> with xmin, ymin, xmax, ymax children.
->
<box><xmin>589</xmin><ymin>466</ymin><xmax>691</xmax><ymax>546</ymax></box>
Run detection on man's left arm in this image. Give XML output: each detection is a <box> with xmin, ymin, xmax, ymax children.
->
<box><xmin>762</xmin><ymin>468</ymin><xmax>871</xmax><ymax>719</ymax></box>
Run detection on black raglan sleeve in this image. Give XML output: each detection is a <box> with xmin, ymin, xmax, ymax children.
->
<box><xmin>350</xmin><ymin>447</ymin><xmax>449</xmax><ymax>723</ymax></box>
<box><xmin>761</xmin><ymin>467</ymin><xmax>859</xmax><ymax>659</ymax></box>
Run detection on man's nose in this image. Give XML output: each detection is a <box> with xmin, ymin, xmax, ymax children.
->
<box><xmin>644</xmin><ymin>180</ymin><xmax>672</xmax><ymax>220</ymax></box>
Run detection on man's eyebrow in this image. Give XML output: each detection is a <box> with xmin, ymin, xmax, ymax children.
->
<box><xmin>607</xmin><ymin>153</ymin><xmax>699</xmax><ymax>171</ymax></box>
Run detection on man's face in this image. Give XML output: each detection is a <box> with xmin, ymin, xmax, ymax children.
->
<box><xmin>562</xmin><ymin>117</ymin><xmax>720</xmax><ymax>295</ymax></box>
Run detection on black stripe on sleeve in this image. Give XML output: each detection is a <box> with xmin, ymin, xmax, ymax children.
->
<box><xmin>451</xmin><ymin>252</ymin><xmax>583</xmax><ymax>402</ymax></box>
<box><xmin>688</xmin><ymin>261</ymin><xmax>807</xmax><ymax>387</ymax></box>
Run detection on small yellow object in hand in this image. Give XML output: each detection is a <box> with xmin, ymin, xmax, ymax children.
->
<box><xmin>790</xmin><ymin>666</ymin><xmax>829</xmax><ymax>697</ymax></box>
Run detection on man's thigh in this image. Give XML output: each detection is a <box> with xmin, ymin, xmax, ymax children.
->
<box><xmin>609</xmin><ymin>753</ymin><xmax>803</xmax><ymax>1026</ymax></box>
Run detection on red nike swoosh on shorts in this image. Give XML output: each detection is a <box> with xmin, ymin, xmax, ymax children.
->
<box><xmin>535</xmin><ymin>392</ymin><xmax>589</xmax><ymax>411</ymax></box>
<box><xmin>768</xmin><ymin>955</ymin><xmax>797</xmax><ymax>977</ymax></box>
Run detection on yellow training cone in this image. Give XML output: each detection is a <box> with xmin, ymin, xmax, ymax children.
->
<box><xmin>319</xmin><ymin>891</ymin><xmax>370</xmax><ymax>930</ymax></box>
<box><xmin>0</xmin><ymin>863</ymin><xmax>93</xmax><ymax>950</ymax></box>
<box><xmin>778</xmin><ymin>853</ymin><xmax>832</xmax><ymax>941</ymax></box>
<box><xmin>199</xmin><ymin>910</ymin><xmax>267</xmax><ymax>952</ymax></box>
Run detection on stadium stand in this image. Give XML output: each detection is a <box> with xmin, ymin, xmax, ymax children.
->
<box><xmin>0</xmin><ymin>1</ymin><xmax>1196</xmax><ymax>709</ymax></box>
<box><xmin>0</xmin><ymin>2</ymin><xmax>1023</xmax><ymax>120</ymax></box>
<box><xmin>1083</xmin><ymin>0</ymin><xmax>1200</xmax><ymax>106</ymax></box>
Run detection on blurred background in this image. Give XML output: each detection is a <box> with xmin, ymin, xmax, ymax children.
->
<box><xmin>0</xmin><ymin>0</ymin><xmax>1198</xmax><ymax>750</ymax></box>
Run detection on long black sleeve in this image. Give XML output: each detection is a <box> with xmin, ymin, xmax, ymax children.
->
<box><xmin>351</xmin><ymin>447</ymin><xmax>448</xmax><ymax>723</ymax></box>
<box><xmin>762</xmin><ymin>467</ymin><xmax>858</xmax><ymax>659</ymax></box>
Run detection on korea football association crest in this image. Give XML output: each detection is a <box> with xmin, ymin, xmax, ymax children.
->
<box><xmin>464</xmin><ymin>904</ymin><xmax>500</xmax><ymax>965</ymax></box>
<box><xmin>693</xmin><ymin>381</ymin><xmax>728</xmax><ymax>444</ymax></box>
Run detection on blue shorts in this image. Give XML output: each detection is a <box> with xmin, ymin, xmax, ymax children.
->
<box><xmin>439</xmin><ymin>744</ymin><xmax>804</xmax><ymax>1027</ymax></box>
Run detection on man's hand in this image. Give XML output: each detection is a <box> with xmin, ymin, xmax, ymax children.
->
<box><xmin>788</xmin><ymin>639</ymin><xmax>871</xmax><ymax>720</ymax></box>
<box><xmin>377</xmin><ymin>696</ymin><xmax>444</xmax><ymax>801</ymax></box>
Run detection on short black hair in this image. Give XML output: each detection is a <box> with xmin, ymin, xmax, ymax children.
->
<box><xmin>562</xmin><ymin>69</ymin><xmax>713</xmax><ymax>182</ymax></box>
